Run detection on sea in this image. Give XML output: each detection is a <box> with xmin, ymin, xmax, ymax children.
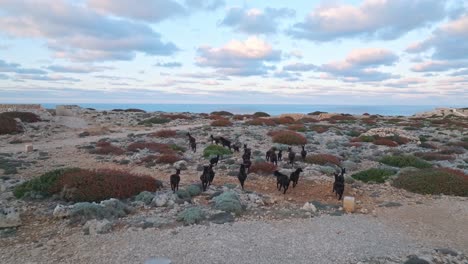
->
<box><xmin>40</xmin><ymin>104</ymin><xmax>463</xmax><ymax>116</ymax></box>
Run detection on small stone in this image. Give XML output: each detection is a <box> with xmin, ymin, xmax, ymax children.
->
<box><xmin>83</xmin><ymin>219</ymin><xmax>112</xmax><ymax>235</ymax></box>
<box><xmin>25</xmin><ymin>144</ymin><xmax>34</xmax><ymax>153</ymax></box>
<box><xmin>359</xmin><ymin>208</ymin><xmax>368</xmax><ymax>214</ymax></box>
<box><xmin>53</xmin><ymin>204</ymin><xmax>71</xmax><ymax>219</ymax></box>
<box><xmin>174</xmin><ymin>160</ymin><xmax>187</xmax><ymax>170</ymax></box>
<box><xmin>343</xmin><ymin>196</ymin><xmax>355</xmax><ymax>213</ymax></box>
<box><xmin>153</xmin><ymin>194</ymin><xmax>168</xmax><ymax>207</ymax></box>
<box><xmin>301</xmin><ymin>202</ymin><xmax>317</xmax><ymax>213</ymax></box>
<box><xmin>0</xmin><ymin>207</ymin><xmax>21</xmax><ymax>228</ymax></box>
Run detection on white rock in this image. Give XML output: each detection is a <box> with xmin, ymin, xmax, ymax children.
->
<box><xmin>25</xmin><ymin>144</ymin><xmax>34</xmax><ymax>153</ymax></box>
<box><xmin>153</xmin><ymin>194</ymin><xmax>168</xmax><ymax>207</ymax></box>
<box><xmin>53</xmin><ymin>204</ymin><xmax>71</xmax><ymax>219</ymax></box>
<box><xmin>0</xmin><ymin>208</ymin><xmax>21</xmax><ymax>228</ymax></box>
<box><xmin>174</xmin><ymin>160</ymin><xmax>187</xmax><ymax>170</ymax></box>
<box><xmin>83</xmin><ymin>219</ymin><xmax>112</xmax><ymax>235</ymax></box>
<box><xmin>301</xmin><ymin>202</ymin><xmax>317</xmax><ymax>213</ymax></box>
<box><xmin>343</xmin><ymin>196</ymin><xmax>356</xmax><ymax>213</ymax></box>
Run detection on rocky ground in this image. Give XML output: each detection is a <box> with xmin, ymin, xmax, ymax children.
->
<box><xmin>0</xmin><ymin>107</ymin><xmax>467</xmax><ymax>264</ymax></box>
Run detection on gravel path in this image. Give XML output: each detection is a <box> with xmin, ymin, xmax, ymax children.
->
<box><xmin>1</xmin><ymin>214</ymin><xmax>454</xmax><ymax>264</ymax></box>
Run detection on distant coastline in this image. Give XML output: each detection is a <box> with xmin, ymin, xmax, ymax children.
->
<box><xmin>34</xmin><ymin>103</ymin><xmax>466</xmax><ymax>116</ymax></box>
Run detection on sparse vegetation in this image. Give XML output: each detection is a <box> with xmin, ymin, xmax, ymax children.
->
<box><xmin>351</xmin><ymin>168</ymin><xmax>397</xmax><ymax>183</ymax></box>
<box><xmin>203</xmin><ymin>144</ymin><xmax>232</xmax><ymax>158</ymax></box>
<box><xmin>271</xmin><ymin>130</ymin><xmax>307</xmax><ymax>145</ymax></box>
<box><xmin>150</xmin><ymin>129</ymin><xmax>177</xmax><ymax>138</ymax></box>
<box><xmin>249</xmin><ymin>162</ymin><xmax>277</xmax><ymax>175</ymax></box>
<box><xmin>246</xmin><ymin>118</ymin><xmax>275</xmax><ymax>126</ymax></box>
<box><xmin>253</xmin><ymin>112</ymin><xmax>270</xmax><ymax>117</ymax></box>
<box><xmin>211</xmin><ymin>119</ymin><xmax>233</xmax><ymax>127</ymax></box>
<box><xmin>414</xmin><ymin>152</ymin><xmax>455</xmax><ymax>161</ymax></box>
<box><xmin>380</xmin><ymin>155</ymin><xmax>432</xmax><ymax>169</ymax></box>
<box><xmin>0</xmin><ymin>112</ymin><xmax>41</xmax><ymax>123</ymax></box>
<box><xmin>393</xmin><ymin>168</ymin><xmax>468</xmax><ymax>196</ymax></box>
<box><xmin>156</xmin><ymin>154</ymin><xmax>181</xmax><ymax>164</ymax></box>
<box><xmin>138</xmin><ymin>116</ymin><xmax>171</xmax><ymax>125</ymax></box>
<box><xmin>305</xmin><ymin>154</ymin><xmax>341</xmax><ymax>166</ymax></box>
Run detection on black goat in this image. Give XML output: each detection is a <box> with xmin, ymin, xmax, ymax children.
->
<box><xmin>274</xmin><ymin>170</ymin><xmax>290</xmax><ymax>194</ymax></box>
<box><xmin>210</xmin><ymin>154</ymin><xmax>220</xmax><ymax>166</ymax></box>
<box><xmin>238</xmin><ymin>164</ymin><xmax>247</xmax><ymax>190</ymax></box>
<box><xmin>242</xmin><ymin>148</ymin><xmax>251</xmax><ymax>161</ymax></box>
<box><xmin>290</xmin><ymin>168</ymin><xmax>303</xmax><ymax>188</ymax></box>
<box><xmin>208</xmin><ymin>164</ymin><xmax>215</xmax><ymax>186</ymax></box>
<box><xmin>288</xmin><ymin>147</ymin><xmax>295</xmax><ymax>165</ymax></box>
<box><xmin>333</xmin><ymin>170</ymin><xmax>345</xmax><ymax>200</ymax></box>
<box><xmin>301</xmin><ymin>145</ymin><xmax>307</xmax><ymax>161</ymax></box>
<box><xmin>232</xmin><ymin>144</ymin><xmax>240</xmax><ymax>152</ymax></box>
<box><xmin>187</xmin><ymin>133</ymin><xmax>196</xmax><ymax>152</ymax></box>
<box><xmin>266</xmin><ymin>149</ymin><xmax>272</xmax><ymax>161</ymax></box>
<box><xmin>277</xmin><ymin>150</ymin><xmax>283</xmax><ymax>161</ymax></box>
<box><xmin>170</xmin><ymin>169</ymin><xmax>181</xmax><ymax>193</ymax></box>
<box><xmin>243</xmin><ymin>157</ymin><xmax>252</xmax><ymax>173</ymax></box>
<box><xmin>269</xmin><ymin>151</ymin><xmax>278</xmax><ymax>165</ymax></box>
<box><xmin>210</xmin><ymin>135</ymin><xmax>220</xmax><ymax>145</ymax></box>
<box><xmin>200</xmin><ymin>166</ymin><xmax>210</xmax><ymax>191</ymax></box>
<box><xmin>219</xmin><ymin>137</ymin><xmax>232</xmax><ymax>150</ymax></box>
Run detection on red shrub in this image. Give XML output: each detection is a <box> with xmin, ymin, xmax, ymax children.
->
<box><xmin>271</xmin><ymin>130</ymin><xmax>307</xmax><ymax>145</ymax></box>
<box><xmin>272</xmin><ymin>116</ymin><xmax>295</xmax><ymax>124</ymax></box>
<box><xmin>310</xmin><ymin>125</ymin><xmax>329</xmax><ymax>133</ymax></box>
<box><xmin>298</xmin><ymin>117</ymin><xmax>319</xmax><ymax>123</ymax></box>
<box><xmin>211</xmin><ymin>119</ymin><xmax>233</xmax><ymax>127</ymax></box>
<box><xmin>288</xmin><ymin>124</ymin><xmax>306</xmax><ymax>131</ymax></box>
<box><xmin>329</xmin><ymin>115</ymin><xmax>356</xmax><ymax>121</ymax></box>
<box><xmin>305</xmin><ymin>154</ymin><xmax>341</xmax><ymax>166</ymax></box>
<box><xmin>233</xmin><ymin>114</ymin><xmax>253</xmax><ymax>120</ymax></box>
<box><xmin>438</xmin><ymin>168</ymin><xmax>468</xmax><ymax>179</ymax></box>
<box><xmin>156</xmin><ymin>154</ymin><xmax>181</xmax><ymax>164</ymax></box>
<box><xmin>414</xmin><ymin>152</ymin><xmax>455</xmax><ymax>161</ymax></box>
<box><xmin>209</xmin><ymin>115</ymin><xmax>226</xmax><ymax>120</ymax></box>
<box><xmin>246</xmin><ymin>118</ymin><xmax>276</xmax><ymax>126</ymax></box>
<box><xmin>92</xmin><ymin>144</ymin><xmax>125</xmax><ymax>155</ymax></box>
<box><xmin>249</xmin><ymin>162</ymin><xmax>277</xmax><ymax>175</ymax></box>
<box><xmin>51</xmin><ymin>169</ymin><xmax>156</xmax><ymax>202</ymax></box>
<box><xmin>373</xmin><ymin>138</ymin><xmax>399</xmax><ymax>147</ymax></box>
<box><xmin>150</xmin><ymin>129</ymin><xmax>177</xmax><ymax>138</ymax></box>
<box><xmin>160</xmin><ymin>114</ymin><xmax>192</xmax><ymax>120</ymax></box>
<box><xmin>0</xmin><ymin>112</ymin><xmax>41</xmax><ymax>123</ymax></box>
<box><xmin>362</xmin><ymin>118</ymin><xmax>377</xmax><ymax>125</ymax></box>
<box><xmin>127</xmin><ymin>142</ymin><xmax>174</xmax><ymax>154</ymax></box>
<box><xmin>96</xmin><ymin>141</ymin><xmax>111</xmax><ymax>148</ymax></box>
<box><xmin>0</xmin><ymin>115</ymin><xmax>21</xmax><ymax>135</ymax></box>
<box><xmin>449</xmin><ymin>141</ymin><xmax>468</xmax><ymax>150</ymax></box>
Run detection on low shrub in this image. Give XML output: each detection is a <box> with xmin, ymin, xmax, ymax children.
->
<box><xmin>249</xmin><ymin>162</ymin><xmax>277</xmax><ymax>175</ymax></box>
<box><xmin>448</xmin><ymin>141</ymin><xmax>468</xmax><ymax>150</ymax></box>
<box><xmin>288</xmin><ymin>124</ymin><xmax>306</xmax><ymax>132</ymax></box>
<box><xmin>169</xmin><ymin>144</ymin><xmax>186</xmax><ymax>153</ymax></box>
<box><xmin>176</xmin><ymin>189</ymin><xmax>191</xmax><ymax>199</ymax></box>
<box><xmin>310</xmin><ymin>125</ymin><xmax>329</xmax><ymax>133</ymax></box>
<box><xmin>124</xmin><ymin>108</ymin><xmax>146</xmax><ymax>113</ymax></box>
<box><xmin>351</xmin><ymin>168</ymin><xmax>397</xmax><ymax>183</ymax></box>
<box><xmin>138</xmin><ymin>116</ymin><xmax>171</xmax><ymax>125</ymax></box>
<box><xmin>305</xmin><ymin>154</ymin><xmax>341</xmax><ymax>166</ymax></box>
<box><xmin>393</xmin><ymin>168</ymin><xmax>468</xmax><ymax>196</ymax></box>
<box><xmin>298</xmin><ymin>117</ymin><xmax>319</xmax><ymax>123</ymax></box>
<box><xmin>160</xmin><ymin>114</ymin><xmax>192</xmax><ymax>120</ymax></box>
<box><xmin>253</xmin><ymin>112</ymin><xmax>270</xmax><ymax>117</ymax></box>
<box><xmin>308</xmin><ymin>111</ymin><xmax>327</xmax><ymax>115</ymax></box>
<box><xmin>92</xmin><ymin>144</ymin><xmax>125</xmax><ymax>155</ymax></box>
<box><xmin>177</xmin><ymin>207</ymin><xmax>205</xmax><ymax>225</ymax></box>
<box><xmin>0</xmin><ymin>115</ymin><xmax>20</xmax><ymax>135</ymax></box>
<box><xmin>246</xmin><ymin>118</ymin><xmax>275</xmax><ymax>126</ymax></box>
<box><xmin>211</xmin><ymin>119</ymin><xmax>233</xmax><ymax>127</ymax></box>
<box><xmin>70</xmin><ymin>199</ymin><xmax>132</xmax><ymax>224</ymax></box>
<box><xmin>203</xmin><ymin>144</ymin><xmax>232</xmax><ymax>158</ymax></box>
<box><xmin>14</xmin><ymin>168</ymin><xmax>157</xmax><ymax>202</ymax></box>
<box><xmin>271</xmin><ymin>130</ymin><xmax>307</xmax><ymax>145</ymax></box>
<box><xmin>414</xmin><ymin>152</ymin><xmax>455</xmax><ymax>161</ymax></box>
<box><xmin>439</xmin><ymin>146</ymin><xmax>465</xmax><ymax>154</ymax></box>
<box><xmin>213</xmin><ymin>191</ymin><xmax>243</xmax><ymax>215</ymax></box>
<box><xmin>210</xmin><ymin>111</ymin><xmax>233</xmax><ymax>116</ymax></box>
<box><xmin>380</xmin><ymin>155</ymin><xmax>432</xmax><ymax>169</ymax></box>
<box><xmin>419</xmin><ymin>142</ymin><xmax>438</xmax><ymax>149</ymax></box>
<box><xmin>186</xmin><ymin>184</ymin><xmax>202</xmax><ymax>196</ymax></box>
<box><xmin>272</xmin><ymin>116</ymin><xmax>295</xmax><ymax>124</ymax></box>
<box><xmin>233</xmin><ymin>114</ymin><xmax>252</xmax><ymax>120</ymax></box>
<box><xmin>346</xmin><ymin>130</ymin><xmax>361</xmax><ymax>137</ymax></box>
<box><xmin>134</xmin><ymin>191</ymin><xmax>154</xmax><ymax>205</ymax></box>
<box><xmin>0</xmin><ymin>112</ymin><xmax>41</xmax><ymax>123</ymax></box>
<box><xmin>156</xmin><ymin>154</ymin><xmax>181</xmax><ymax>164</ymax></box>
<box><xmin>150</xmin><ymin>129</ymin><xmax>177</xmax><ymax>138</ymax></box>
<box><xmin>373</xmin><ymin>138</ymin><xmax>399</xmax><ymax>147</ymax></box>
<box><xmin>328</xmin><ymin>115</ymin><xmax>356</xmax><ymax>121</ymax></box>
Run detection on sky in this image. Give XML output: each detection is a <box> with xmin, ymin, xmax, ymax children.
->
<box><xmin>0</xmin><ymin>0</ymin><xmax>467</xmax><ymax>105</ymax></box>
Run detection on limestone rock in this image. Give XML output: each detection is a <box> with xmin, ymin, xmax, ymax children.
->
<box><xmin>83</xmin><ymin>219</ymin><xmax>112</xmax><ymax>235</ymax></box>
<box><xmin>0</xmin><ymin>208</ymin><xmax>21</xmax><ymax>228</ymax></box>
<box><xmin>343</xmin><ymin>196</ymin><xmax>355</xmax><ymax>213</ymax></box>
<box><xmin>301</xmin><ymin>202</ymin><xmax>317</xmax><ymax>213</ymax></box>
<box><xmin>53</xmin><ymin>204</ymin><xmax>71</xmax><ymax>219</ymax></box>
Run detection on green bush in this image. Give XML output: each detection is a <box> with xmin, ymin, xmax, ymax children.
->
<box><xmin>186</xmin><ymin>184</ymin><xmax>202</xmax><ymax>196</ymax></box>
<box><xmin>210</xmin><ymin>111</ymin><xmax>233</xmax><ymax>116</ymax></box>
<box><xmin>393</xmin><ymin>168</ymin><xmax>468</xmax><ymax>196</ymax></box>
<box><xmin>213</xmin><ymin>191</ymin><xmax>243</xmax><ymax>215</ymax></box>
<box><xmin>253</xmin><ymin>112</ymin><xmax>270</xmax><ymax>117</ymax></box>
<box><xmin>176</xmin><ymin>189</ymin><xmax>191</xmax><ymax>199</ymax></box>
<box><xmin>70</xmin><ymin>199</ymin><xmax>132</xmax><ymax>224</ymax></box>
<box><xmin>177</xmin><ymin>207</ymin><xmax>205</xmax><ymax>225</ymax></box>
<box><xmin>346</xmin><ymin>130</ymin><xmax>361</xmax><ymax>137</ymax></box>
<box><xmin>170</xmin><ymin>144</ymin><xmax>186</xmax><ymax>153</ymax></box>
<box><xmin>138</xmin><ymin>117</ymin><xmax>171</xmax><ymax>125</ymax></box>
<box><xmin>359</xmin><ymin>135</ymin><xmax>376</xmax><ymax>142</ymax></box>
<box><xmin>13</xmin><ymin>168</ymin><xmax>78</xmax><ymax>199</ymax></box>
<box><xmin>380</xmin><ymin>155</ymin><xmax>432</xmax><ymax>169</ymax></box>
<box><xmin>134</xmin><ymin>191</ymin><xmax>154</xmax><ymax>205</ymax></box>
<box><xmin>203</xmin><ymin>144</ymin><xmax>232</xmax><ymax>158</ymax></box>
<box><xmin>351</xmin><ymin>168</ymin><xmax>397</xmax><ymax>183</ymax></box>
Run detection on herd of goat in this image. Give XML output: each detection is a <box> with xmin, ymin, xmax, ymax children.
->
<box><xmin>169</xmin><ymin>133</ymin><xmax>346</xmax><ymax>200</ymax></box>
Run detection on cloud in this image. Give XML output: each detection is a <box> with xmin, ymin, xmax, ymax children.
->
<box><xmin>283</xmin><ymin>63</ymin><xmax>316</xmax><ymax>72</ymax></box>
<box><xmin>318</xmin><ymin>48</ymin><xmax>399</xmax><ymax>82</ymax></box>
<box><xmin>273</xmin><ymin>70</ymin><xmax>301</xmax><ymax>81</ymax></box>
<box><xmin>0</xmin><ymin>73</ymin><xmax>9</xmax><ymax>79</ymax></box>
<box><xmin>46</xmin><ymin>65</ymin><xmax>113</xmax><ymax>73</ymax></box>
<box><xmin>196</xmin><ymin>36</ymin><xmax>281</xmax><ymax>76</ymax></box>
<box><xmin>221</xmin><ymin>7</ymin><xmax>295</xmax><ymax>34</ymax></box>
<box><xmin>155</xmin><ymin>62</ymin><xmax>183</xmax><ymax>68</ymax></box>
<box><xmin>0</xmin><ymin>0</ymin><xmax>178</xmax><ymax>62</ymax></box>
<box><xmin>406</xmin><ymin>14</ymin><xmax>468</xmax><ymax>60</ymax></box>
<box><xmin>87</xmin><ymin>0</ymin><xmax>185</xmax><ymax>22</ymax></box>
<box><xmin>185</xmin><ymin>0</ymin><xmax>225</xmax><ymax>11</ymax></box>
<box><xmin>411</xmin><ymin>60</ymin><xmax>468</xmax><ymax>72</ymax></box>
<box><xmin>14</xmin><ymin>74</ymin><xmax>81</xmax><ymax>82</ymax></box>
<box><xmin>0</xmin><ymin>59</ymin><xmax>47</xmax><ymax>74</ymax></box>
<box><xmin>94</xmin><ymin>75</ymin><xmax>141</xmax><ymax>82</ymax></box>
<box><xmin>451</xmin><ymin>68</ymin><xmax>468</xmax><ymax>76</ymax></box>
<box><xmin>288</xmin><ymin>0</ymin><xmax>447</xmax><ymax>41</ymax></box>
<box><xmin>384</xmin><ymin>77</ymin><xmax>427</xmax><ymax>88</ymax></box>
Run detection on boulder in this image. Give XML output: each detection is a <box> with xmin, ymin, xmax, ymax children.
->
<box><xmin>83</xmin><ymin>219</ymin><xmax>112</xmax><ymax>235</ymax></box>
<box><xmin>301</xmin><ymin>202</ymin><xmax>317</xmax><ymax>213</ymax></box>
<box><xmin>53</xmin><ymin>204</ymin><xmax>71</xmax><ymax>219</ymax></box>
<box><xmin>0</xmin><ymin>208</ymin><xmax>21</xmax><ymax>228</ymax></box>
<box><xmin>153</xmin><ymin>194</ymin><xmax>168</xmax><ymax>207</ymax></box>
<box><xmin>174</xmin><ymin>160</ymin><xmax>187</xmax><ymax>170</ymax></box>
<box><xmin>25</xmin><ymin>144</ymin><xmax>34</xmax><ymax>153</ymax></box>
